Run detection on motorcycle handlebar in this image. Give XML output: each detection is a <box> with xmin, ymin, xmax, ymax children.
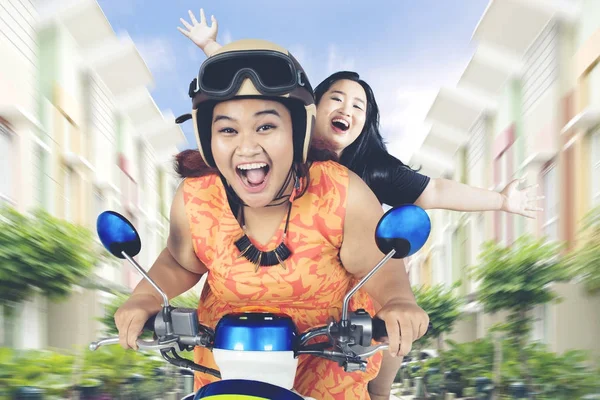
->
<box><xmin>144</xmin><ymin>313</ymin><xmax>157</xmax><ymax>332</ymax></box>
<box><xmin>371</xmin><ymin>317</ymin><xmax>433</xmax><ymax>342</ymax></box>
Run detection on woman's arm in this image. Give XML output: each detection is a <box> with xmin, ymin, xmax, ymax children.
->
<box><xmin>368</xmin><ymin>352</ymin><xmax>403</xmax><ymax>398</ymax></box>
<box><xmin>414</xmin><ymin>177</ymin><xmax>543</xmax><ymax>218</ymax></box>
<box><xmin>178</xmin><ymin>9</ymin><xmax>222</xmax><ymax>57</ymax></box>
<box><xmin>340</xmin><ymin>171</ymin><xmax>429</xmax><ymax>357</ymax></box>
<box><xmin>372</xmin><ymin>153</ymin><xmax>543</xmax><ymax>217</ymax></box>
<box><xmin>114</xmin><ymin>182</ymin><xmax>208</xmax><ymax>349</ymax></box>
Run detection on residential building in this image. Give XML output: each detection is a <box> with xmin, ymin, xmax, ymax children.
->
<box><xmin>409</xmin><ymin>0</ymin><xmax>600</xmax><ymax>357</ymax></box>
<box><xmin>0</xmin><ymin>0</ymin><xmax>187</xmax><ymax>350</ymax></box>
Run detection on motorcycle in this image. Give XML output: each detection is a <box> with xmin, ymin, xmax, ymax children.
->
<box><xmin>90</xmin><ymin>204</ymin><xmax>432</xmax><ymax>399</ymax></box>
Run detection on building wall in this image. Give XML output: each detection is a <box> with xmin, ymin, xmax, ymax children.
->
<box><xmin>577</xmin><ymin>0</ymin><xmax>600</xmax><ymax>49</ymax></box>
<box><xmin>0</xmin><ymin>0</ymin><xmax>38</xmax><ymax>113</ymax></box>
<box><xmin>547</xmin><ymin>282</ymin><xmax>600</xmax><ymax>358</ymax></box>
<box><xmin>47</xmin><ymin>288</ymin><xmax>104</xmax><ymax>350</ymax></box>
<box><xmin>0</xmin><ymin>1</ymin><xmax>186</xmax><ymax>350</ymax></box>
<box><xmin>416</xmin><ymin>1</ymin><xmax>600</xmax><ymax>358</ymax></box>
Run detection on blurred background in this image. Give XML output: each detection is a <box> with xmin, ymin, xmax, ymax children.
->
<box><xmin>0</xmin><ymin>0</ymin><xmax>599</xmax><ymax>399</ymax></box>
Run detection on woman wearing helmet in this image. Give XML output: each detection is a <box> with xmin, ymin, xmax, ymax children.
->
<box><xmin>113</xmin><ymin>39</ymin><xmax>428</xmax><ymax>399</ymax></box>
<box><xmin>178</xmin><ymin>9</ymin><xmax>544</xmax><ymax>218</ymax></box>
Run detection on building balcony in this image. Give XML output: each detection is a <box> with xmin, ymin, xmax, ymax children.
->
<box><xmin>472</xmin><ymin>0</ymin><xmax>579</xmax><ymax>58</ymax></box>
<box><xmin>410</xmin><ymin>143</ymin><xmax>456</xmax><ymax>177</ymax></box>
<box><xmin>458</xmin><ymin>44</ymin><xmax>522</xmax><ymax>97</ymax></box>
<box><xmin>136</xmin><ymin>110</ymin><xmax>187</xmax><ymax>160</ymax></box>
<box><xmin>39</xmin><ymin>0</ymin><xmax>154</xmax><ymax>99</ymax></box>
<box><xmin>426</xmin><ymin>87</ymin><xmax>497</xmax><ymax>134</ymax></box>
<box><xmin>83</xmin><ymin>35</ymin><xmax>154</xmax><ymax>97</ymax></box>
<box><xmin>561</xmin><ymin>105</ymin><xmax>600</xmax><ymax>138</ymax></box>
<box><xmin>116</xmin><ymin>88</ymin><xmax>163</xmax><ymax>129</ymax></box>
<box><xmin>39</xmin><ymin>0</ymin><xmax>115</xmax><ymax>49</ymax></box>
<box><xmin>519</xmin><ymin>123</ymin><xmax>560</xmax><ymax>170</ymax></box>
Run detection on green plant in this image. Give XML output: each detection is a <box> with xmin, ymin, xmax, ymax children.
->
<box><xmin>0</xmin><ymin>206</ymin><xmax>100</xmax><ymax>346</ymax></box>
<box><xmin>0</xmin><ymin>345</ymin><xmax>185</xmax><ymax>399</ymax></box>
<box><xmin>420</xmin><ymin>338</ymin><xmax>600</xmax><ymax>398</ymax></box>
<box><xmin>81</xmin><ymin>345</ymin><xmax>170</xmax><ymax>396</ymax></box>
<box><xmin>412</xmin><ymin>282</ymin><xmax>463</xmax><ymax>395</ymax></box>
<box><xmin>471</xmin><ymin>235</ymin><xmax>572</xmax><ymax>393</ymax></box>
<box><xmin>413</xmin><ymin>282</ymin><xmax>463</xmax><ymax>349</ymax></box>
<box><xmin>525</xmin><ymin>343</ymin><xmax>599</xmax><ymax>399</ymax></box>
<box><xmin>0</xmin><ymin>347</ymin><xmax>75</xmax><ymax>398</ymax></box>
<box><xmin>568</xmin><ymin>205</ymin><xmax>600</xmax><ymax>295</ymax></box>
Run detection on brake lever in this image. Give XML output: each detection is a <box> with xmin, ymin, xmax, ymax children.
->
<box><xmin>352</xmin><ymin>343</ymin><xmax>389</xmax><ymax>358</ymax></box>
<box><xmin>89</xmin><ymin>336</ymin><xmax>179</xmax><ymax>351</ymax></box>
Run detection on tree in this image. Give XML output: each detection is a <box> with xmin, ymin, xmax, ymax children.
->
<box><xmin>472</xmin><ymin>235</ymin><xmax>572</xmax><ymax>395</ymax></box>
<box><xmin>412</xmin><ymin>282</ymin><xmax>463</xmax><ymax>396</ymax></box>
<box><xmin>567</xmin><ymin>205</ymin><xmax>600</xmax><ymax>295</ymax></box>
<box><xmin>0</xmin><ymin>206</ymin><xmax>99</xmax><ymax>346</ymax></box>
<box><xmin>413</xmin><ymin>282</ymin><xmax>463</xmax><ymax>350</ymax></box>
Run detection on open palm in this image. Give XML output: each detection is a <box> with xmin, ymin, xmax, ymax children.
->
<box><xmin>178</xmin><ymin>9</ymin><xmax>218</xmax><ymax>49</ymax></box>
<box><xmin>501</xmin><ymin>178</ymin><xmax>544</xmax><ymax>219</ymax></box>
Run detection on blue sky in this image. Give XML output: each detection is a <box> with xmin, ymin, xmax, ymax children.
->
<box><xmin>97</xmin><ymin>0</ymin><xmax>489</xmax><ymax>161</ymax></box>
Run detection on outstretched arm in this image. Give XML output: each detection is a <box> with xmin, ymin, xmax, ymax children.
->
<box><xmin>178</xmin><ymin>9</ymin><xmax>222</xmax><ymax>57</ymax></box>
<box><xmin>373</xmin><ymin>154</ymin><xmax>543</xmax><ymax>217</ymax></box>
<box><xmin>415</xmin><ymin>177</ymin><xmax>544</xmax><ymax>218</ymax></box>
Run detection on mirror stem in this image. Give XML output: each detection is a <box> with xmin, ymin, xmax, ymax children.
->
<box><xmin>122</xmin><ymin>252</ymin><xmax>174</xmax><ymax>336</ymax></box>
<box><xmin>340</xmin><ymin>249</ymin><xmax>397</xmax><ymax>324</ymax></box>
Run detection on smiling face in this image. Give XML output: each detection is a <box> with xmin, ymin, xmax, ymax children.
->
<box><xmin>210</xmin><ymin>98</ymin><xmax>295</xmax><ymax>208</ymax></box>
<box><xmin>314</xmin><ymin>79</ymin><xmax>367</xmax><ymax>154</ymax></box>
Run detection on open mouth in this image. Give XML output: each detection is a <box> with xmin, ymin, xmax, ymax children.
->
<box><xmin>236</xmin><ymin>162</ymin><xmax>271</xmax><ymax>191</ymax></box>
<box><xmin>331</xmin><ymin>118</ymin><xmax>350</xmax><ymax>133</ymax></box>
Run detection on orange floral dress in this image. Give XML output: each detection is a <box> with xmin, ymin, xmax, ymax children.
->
<box><xmin>182</xmin><ymin>160</ymin><xmax>382</xmax><ymax>399</ymax></box>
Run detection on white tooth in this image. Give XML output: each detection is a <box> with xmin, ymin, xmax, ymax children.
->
<box><xmin>333</xmin><ymin>118</ymin><xmax>349</xmax><ymax>127</ymax></box>
<box><xmin>237</xmin><ymin>163</ymin><xmax>267</xmax><ymax>170</ymax></box>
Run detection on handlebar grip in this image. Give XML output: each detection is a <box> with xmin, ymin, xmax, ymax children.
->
<box><xmin>372</xmin><ymin>317</ymin><xmax>433</xmax><ymax>341</ymax></box>
<box><xmin>372</xmin><ymin>317</ymin><xmax>388</xmax><ymax>341</ymax></box>
<box><xmin>144</xmin><ymin>313</ymin><xmax>158</xmax><ymax>332</ymax></box>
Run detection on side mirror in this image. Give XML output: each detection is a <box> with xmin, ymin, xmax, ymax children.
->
<box><xmin>341</xmin><ymin>204</ymin><xmax>431</xmax><ymax>323</ymax></box>
<box><xmin>96</xmin><ymin>211</ymin><xmax>141</xmax><ymax>259</ymax></box>
<box><xmin>96</xmin><ymin>210</ymin><xmax>173</xmax><ymax>334</ymax></box>
<box><xmin>375</xmin><ymin>204</ymin><xmax>431</xmax><ymax>258</ymax></box>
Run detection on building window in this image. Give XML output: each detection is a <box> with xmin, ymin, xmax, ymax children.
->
<box><xmin>0</xmin><ymin>124</ymin><xmax>14</xmax><ymax>203</ymax></box>
<box><xmin>542</xmin><ymin>164</ymin><xmax>559</xmax><ymax>241</ymax></box>
<box><xmin>63</xmin><ymin>167</ymin><xmax>72</xmax><ymax>222</ymax></box>
<box><xmin>31</xmin><ymin>140</ymin><xmax>52</xmax><ymax>210</ymax></box>
<box><xmin>591</xmin><ymin>130</ymin><xmax>600</xmax><ymax>206</ymax></box>
<box><xmin>496</xmin><ymin>151</ymin><xmax>513</xmax><ymax>245</ymax></box>
<box><xmin>64</xmin><ymin>119</ymin><xmax>71</xmax><ymax>152</ymax></box>
<box><xmin>137</xmin><ymin>145</ymin><xmax>146</xmax><ymax>209</ymax></box>
<box><xmin>93</xmin><ymin>188</ymin><xmax>105</xmax><ymax>221</ymax></box>
<box><xmin>522</xmin><ymin>22</ymin><xmax>558</xmax><ymax>113</ymax></box>
<box><xmin>531</xmin><ymin>304</ymin><xmax>547</xmax><ymax>343</ymax></box>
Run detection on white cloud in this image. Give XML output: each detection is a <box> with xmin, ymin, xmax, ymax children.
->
<box><xmin>135</xmin><ymin>37</ymin><xmax>177</xmax><ymax>75</ymax></box>
<box><xmin>287</xmin><ymin>44</ymin><xmax>317</xmax><ymax>81</ymax></box>
<box><xmin>222</xmin><ymin>30</ymin><xmax>233</xmax><ymax>45</ymax></box>
<box><xmin>360</xmin><ymin>56</ymin><xmax>472</xmax><ymax>162</ymax></box>
<box><xmin>326</xmin><ymin>44</ymin><xmax>355</xmax><ymax>75</ymax></box>
<box><xmin>187</xmin><ymin>44</ymin><xmax>202</xmax><ymax>63</ymax></box>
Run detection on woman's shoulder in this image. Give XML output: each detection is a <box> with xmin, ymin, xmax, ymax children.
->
<box><xmin>309</xmin><ymin>160</ymin><xmax>348</xmax><ymax>177</ymax></box>
<box><xmin>181</xmin><ymin>173</ymin><xmax>224</xmax><ymax>206</ymax></box>
<box><xmin>183</xmin><ymin>173</ymin><xmax>219</xmax><ymax>191</ymax></box>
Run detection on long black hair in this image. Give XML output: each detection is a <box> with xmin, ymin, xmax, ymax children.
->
<box><xmin>313</xmin><ymin>71</ymin><xmax>417</xmax><ymax>188</ymax></box>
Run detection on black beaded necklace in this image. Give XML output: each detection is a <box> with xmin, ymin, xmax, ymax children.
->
<box><xmin>234</xmin><ymin>170</ymin><xmax>300</xmax><ymax>272</ymax></box>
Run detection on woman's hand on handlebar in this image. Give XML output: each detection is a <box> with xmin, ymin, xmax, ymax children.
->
<box><xmin>374</xmin><ymin>299</ymin><xmax>429</xmax><ymax>358</ymax></box>
<box><xmin>114</xmin><ymin>293</ymin><xmax>162</xmax><ymax>350</ymax></box>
